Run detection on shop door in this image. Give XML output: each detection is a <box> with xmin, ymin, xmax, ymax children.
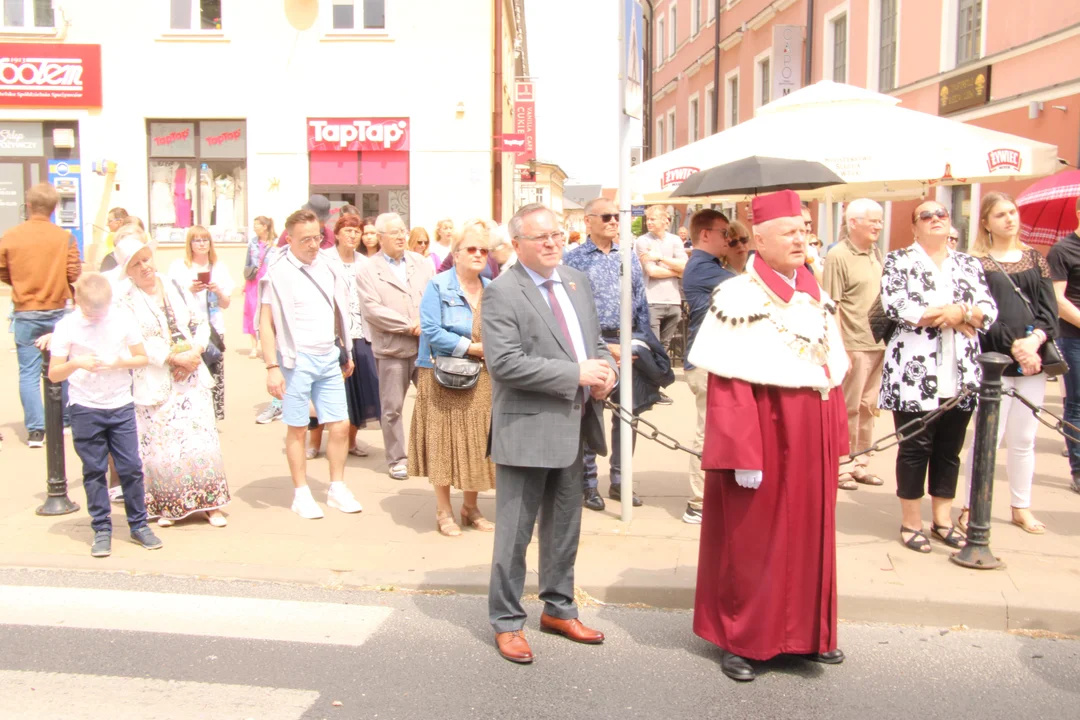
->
<box><xmin>0</xmin><ymin>158</ymin><xmax>47</xmax><ymax>235</ymax></box>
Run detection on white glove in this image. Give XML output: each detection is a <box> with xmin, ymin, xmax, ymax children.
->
<box><xmin>734</xmin><ymin>469</ymin><xmax>763</xmax><ymax>490</ymax></box>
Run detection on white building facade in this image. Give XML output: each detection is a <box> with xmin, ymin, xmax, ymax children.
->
<box><xmin>0</xmin><ymin>0</ymin><xmax>525</xmax><ymax>258</ymax></box>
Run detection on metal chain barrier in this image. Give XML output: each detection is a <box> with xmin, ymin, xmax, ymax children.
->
<box><xmin>842</xmin><ymin>387</ymin><xmax>977</xmax><ymax>465</ymax></box>
<box><xmin>603</xmin><ymin>398</ymin><xmax>702</xmax><ymax>458</ymax></box>
<box><xmin>1004</xmin><ymin>387</ymin><xmax>1080</xmax><ymax>440</ymax></box>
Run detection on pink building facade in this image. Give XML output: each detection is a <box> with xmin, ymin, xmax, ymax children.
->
<box><xmin>646</xmin><ymin>0</ymin><xmax>1080</xmax><ymax>248</ymax></box>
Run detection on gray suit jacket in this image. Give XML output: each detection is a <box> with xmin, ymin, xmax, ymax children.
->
<box><xmin>482</xmin><ymin>262</ymin><xmax>616</xmax><ymax>469</ymax></box>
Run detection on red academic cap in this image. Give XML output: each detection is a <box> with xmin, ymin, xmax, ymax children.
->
<box><xmin>750</xmin><ymin>190</ymin><xmax>802</xmax><ymax>224</ymax></box>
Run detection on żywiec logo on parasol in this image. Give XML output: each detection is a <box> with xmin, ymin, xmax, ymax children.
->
<box><xmin>661</xmin><ymin>167</ymin><xmax>699</xmax><ymax>189</ymax></box>
<box><xmin>987</xmin><ymin>149</ymin><xmax>1021</xmax><ymax>173</ymax></box>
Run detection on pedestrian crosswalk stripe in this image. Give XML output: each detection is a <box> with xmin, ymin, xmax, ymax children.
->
<box><xmin>0</xmin><ymin>670</ymin><xmax>320</xmax><ymax>720</ymax></box>
<box><xmin>0</xmin><ymin>585</ymin><xmax>394</xmax><ymax>647</ymax></box>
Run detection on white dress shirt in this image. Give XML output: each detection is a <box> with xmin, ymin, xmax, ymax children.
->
<box><xmin>522</xmin><ymin>264</ymin><xmax>589</xmax><ymax>362</ymax></box>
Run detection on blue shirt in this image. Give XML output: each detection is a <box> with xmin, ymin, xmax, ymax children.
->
<box><xmin>383</xmin><ymin>252</ymin><xmax>408</xmax><ymax>284</ymax></box>
<box><xmin>563</xmin><ymin>237</ymin><xmax>650</xmax><ymax>335</ymax></box>
<box><xmin>521</xmin><ymin>264</ymin><xmax>588</xmax><ymax>362</ymax></box>
<box><xmin>416</xmin><ymin>270</ymin><xmax>489</xmax><ymax>369</ymax></box>
<box><xmin>682</xmin><ymin>248</ymin><xmax>735</xmax><ymax>371</ymax></box>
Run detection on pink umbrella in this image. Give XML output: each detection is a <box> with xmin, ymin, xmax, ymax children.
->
<box><xmin>1017</xmin><ymin>169</ymin><xmax>1080</xmax><ymax>247</ymax></box>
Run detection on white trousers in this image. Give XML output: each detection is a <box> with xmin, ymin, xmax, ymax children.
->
<box><xmin>962</xmin><ymin>374</ymin><xmax>1046</xmax><ymax>509</ymax></box>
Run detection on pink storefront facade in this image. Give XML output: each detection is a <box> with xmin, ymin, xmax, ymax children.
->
<box><xmin>646</xmin><ymin>0</ymin><xmax>1080</xmax><ymax>249</ymax></box>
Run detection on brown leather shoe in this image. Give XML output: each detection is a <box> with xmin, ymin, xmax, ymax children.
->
<box><xmin>539</xmin><ymin>613</ymin><xmax>605</xmax><ymax>644</ymax></box>
<box><xmin>495</xmin><ymin>630</ymin><xmax>534</xmax><ymax>663</ymax></box>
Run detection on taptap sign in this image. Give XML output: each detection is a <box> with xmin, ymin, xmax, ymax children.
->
<box><xmin>0</xmin><ymin>43</ymin><xmax>102</xmax><ymax>108</ymax></box>
<box><xmin>307</xmin><ymin>118</ymin><xmax>410</xmax><ymax>152</ymax></box>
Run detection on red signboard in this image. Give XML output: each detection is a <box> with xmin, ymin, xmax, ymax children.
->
<box><xmin>514</xmin><ymin>82</ymin><xmax>536</xmax><ymax>165</ymax></box>
<box><xmin>497</xmin><ymin>133</ymin><xmax>526</xmax><ymax>152</ymax></box>
<box><xmin>307</xmin><ymin>118</ymin><xmax>410</xmax><ymax>152</ymax></box>
<box><xmin>0</xmin><ymin>44</ymin><xmax>102</xmax><ymax>108</ymax></box>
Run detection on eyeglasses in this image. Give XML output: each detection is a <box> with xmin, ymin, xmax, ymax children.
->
<box><xmin>804</xmin><ymin>221</ymin><xmax>813</xmax><ymax>229</ymax></box>
<box><xmin>586</xmin><ymin>213</ymin><xmax>620</xmax><ymax>223</ymax></box>
<box><xmin>517</xmin><ymin>231</ymin><xmax>566</xmax><ymax>244</ymax></box>
<box><xmin>728</xmin><ymin>236</ymin><xmax>750</xmax><ymax>247</ymax></box>
<box><xmin>460</xmin><ymin>246</ymin><xmax>489</xmax><ymax>256</ymax></box>
<box><xmin>948</xmin><ymin>235</ymin><xmax>959</xmax><ymax>242</ymax></box>
<box><xmin>415</xmin><ymin>240</ymin><xmax>429</xmax><ymax>246</ymax></box>
<box><xmin>809</xmin><ymin>241</ymin><xmax>822</xmax><ymax>248</ymax></box>
<box><xmin>296</xmin><ymin>235</ymin><xmax>322</xmax><ymax>245</ymax></box>
<box><xmin>379</xmin><ymin>229</ymin><xmax>406</xmax><ymax>237</ymax></box>
<box><xmin>917</xmin><ymin>208</ymin><xmax>950</xmax><ymax>222</ymax></box>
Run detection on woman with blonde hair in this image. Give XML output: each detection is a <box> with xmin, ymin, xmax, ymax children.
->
<box><xmin>958</xmin><ymin>191</ymin><xmax>1058</xmax><ymax>535</ymax></box>
<box><xmin>723</xmin><ymin>221</ymin><xmax>751</xmax><ymax>274</ymax></box>
<box><xmin>408</xmin><ymin>226</ymin><xmax>436</xmax><ymax>270</ymax></box>
<box><xmin>429</xmin><ymin>218</ymin><xmax>454</xmax><ymax>267</ymax></box>
<box><xmin>167</xmin><ymin>226</ymin><xmax>233</xmax><ymax>420</ymax></box>
<box><xmin>243</xmin><ymin>215</ymin><xmax>276</xmax><ymax>358</ymax></box>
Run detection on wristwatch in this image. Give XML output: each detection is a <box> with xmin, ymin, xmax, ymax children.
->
<box><xmin>962</xmin><ymin>304</ymin><xmax>974</xmax><ymax>324</ymax></box>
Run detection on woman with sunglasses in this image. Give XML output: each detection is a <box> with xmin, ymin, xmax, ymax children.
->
<box><xmin>409</xmin><ymin>226</ymin><xmax>437</xmax><ymax>271</ymax></box>
<box><xmin>409</xmin><ymin>219</ymin><xmax>496</xmax><ymax>537</ymax></box>
<box><xmin>878</xmin><ymin>201</ymin><xmax>998</xmax><ymax>554</ymax></box>
<box><xmin>958</xmin><ymin>192</ymin><xmax>1058</xmax><ymax>535</ymax></box>
<box><xmin>723</xmin><ymin>221</ymin><xmax>751</xmax><ymax>274</ymax></box>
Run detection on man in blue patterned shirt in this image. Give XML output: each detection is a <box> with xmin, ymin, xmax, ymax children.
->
<box><xmin>564</xmin><ymin>197</ymin><xmax>651</xmax><ymax>511</ymax></box>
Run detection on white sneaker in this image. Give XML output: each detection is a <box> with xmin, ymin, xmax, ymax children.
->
<box><xmin>291</xmin><ymin>488</ymin><xmax>324</xmax><ymax>519</ymax></box>
<box><xmin>327</xmin><ymin>483</ymin><xmax>363</xmax><ymax>514</ymax></box>
<box><xmin>109</xmin><ymin>486</ymin><xmax>124</xmax><ymax>504</ymax></box>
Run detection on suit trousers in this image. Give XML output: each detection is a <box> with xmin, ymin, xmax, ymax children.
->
<box><xmin>489</xmin><ymin>437</ymin><xmax>585</xmax><ymax>633</ymax></box>
<box><xmin>376</xmin><ymin>356</ymin><xmax>417</xmax><ymax>467</ymax></box>
<box><xmin>841</xmin><ymin>350</ymin><xmax>885</xmax><ymax>468</ymax></box>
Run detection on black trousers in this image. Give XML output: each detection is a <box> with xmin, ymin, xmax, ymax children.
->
<box><xmin>893</xmin><ymin>405</ymin><xmax>973</xmax><ymax>500</ymax></box>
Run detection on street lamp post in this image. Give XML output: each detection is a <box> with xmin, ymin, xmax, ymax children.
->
<box><xmin>35</xmin><ymin>349</ymin><xmax>79</xmax><ymax>517</ymax></box>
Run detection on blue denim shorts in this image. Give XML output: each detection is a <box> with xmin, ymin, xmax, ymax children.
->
<box><xmin>280</xmin><ymin>350</ymin><xmax>348</xmax><ymax>428</ymax></box>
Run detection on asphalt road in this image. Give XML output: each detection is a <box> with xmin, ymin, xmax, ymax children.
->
<box><xmin>0</xmin><ymin>568</ymin><xmax>1076</xmax><ymax>720</ymax></box>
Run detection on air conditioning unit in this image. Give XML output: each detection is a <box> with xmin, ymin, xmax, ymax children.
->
<box><xmin>630</xmin><ymin>147</ymin><xmax>643</xmax><ymax>166</ymax></box>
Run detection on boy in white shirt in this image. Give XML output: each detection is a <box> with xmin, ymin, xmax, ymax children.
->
<box><xmin>47</xmin><ymin>273</ymin><xmax>162</xmax><ymax>558</ymax></box>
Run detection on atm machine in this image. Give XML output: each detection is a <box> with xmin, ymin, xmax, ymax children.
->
<box><xmin>48</xmin><ymin>159</ymin><xmax>83</xmax><ymax>258</ymax></box>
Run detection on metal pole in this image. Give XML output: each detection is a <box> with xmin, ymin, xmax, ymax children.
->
<box><xmin>36</xmin><ymin>348</ymin><xmax>79</xmax><ymax>517</ymax></box>
<box><xmin>951</xmin><ymin>352</ymin><xmax>1009</xmax><ymax>570</ymax></box>
<box><xmin>619</xmin><ymin>0</ymin><xmax>635</xmax><ymax>522</ymax></box>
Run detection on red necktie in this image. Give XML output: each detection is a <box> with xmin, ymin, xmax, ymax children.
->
<box><xmin>542</xmin><ymin>280</ymin><xmax>579</xmax><ymax>361</ymax></box>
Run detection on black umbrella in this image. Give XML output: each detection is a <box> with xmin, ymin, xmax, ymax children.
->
<box><xmin>670</xmin><ymin>156</ymin><xmax>846</xmax><ymax>198</ymax></box>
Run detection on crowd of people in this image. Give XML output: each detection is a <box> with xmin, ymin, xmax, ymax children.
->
<box><xmin>2</xmin><ymin>180</ymin><xmax>1079</xmax><ymax>675</ymax></box>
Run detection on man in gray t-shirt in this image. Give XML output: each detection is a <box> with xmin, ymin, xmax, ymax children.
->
<box><xmin>635</xmin><ymin>206</ymin><xmax>688</xmax><ymax>356</ymax></box>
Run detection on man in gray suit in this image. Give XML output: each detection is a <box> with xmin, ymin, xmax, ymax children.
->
<box><xmin>483</xmin><ymin>203</ymin><xmax>617</xmax><ymax>664</ymax></box>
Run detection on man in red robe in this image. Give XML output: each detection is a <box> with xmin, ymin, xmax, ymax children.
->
<box><xmin>686</xmin><ymin>190</ymin><xmax>850</xmax><ymax>682</ymax></box>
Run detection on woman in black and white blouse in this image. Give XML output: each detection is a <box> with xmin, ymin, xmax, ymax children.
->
<box><xmin>959</xmin><ymin>192</ymin><xmax>1058</xmax><ymax>535</ymax></box>
<box><xmin>879</xmin><ymin>200</ymin><xmax>998</xmax><ymax>554</ymax></box>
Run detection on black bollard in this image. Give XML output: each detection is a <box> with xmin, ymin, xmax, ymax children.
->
<box><xmin>35</xmin><ymin>348</ymin><xmax>79</xmax><ymax>516</ymax></box>
<box><xmin>951</xmin><ymin>352</ymin><xmax>1010</xmax><ymax>570</ymax></box>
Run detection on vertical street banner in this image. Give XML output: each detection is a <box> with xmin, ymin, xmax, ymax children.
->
<box><xmin>771</xmin><ymin>25</ymin><xmax>804</xmax><ymax>100</ymax></box>
<box><xmin>514</xmin><ymin>81</ymin><xmax>536</xmax><ymax>166</ymax></box>
<box><xmin>623</xmin><ymin>0</ymin><xmax>644</xmax><ymax>119</ymax></box>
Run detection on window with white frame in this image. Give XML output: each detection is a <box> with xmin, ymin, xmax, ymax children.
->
<box><xmin>726</xmin><ymin>72</ymin><xmax>739</xmax><ymax>128</ymax></box>
<box><xmin>689</xmin><ymin>95</ymin><xmax>699</xmax><ymax>143</ymax></box>
<box><xmin>3</xmin><ymin>0</ymin><xmax>54</xmax><ymax>29</ymax></box>
<box><xmin>831</xmin><ymin>14</ymin><xmax>847</xmax><ymax>83</ymax></box>
<box><xmin>667</xmin><ymin>109</ymin><xmax>676</xmax><ymax>151</ymax></box>
<box><xmin>669</xmin><ymin>6</ymin><xmax>677</xmax><ymax>57</ymax></box>
<box><xmin>879</xmin><ymin>0</ymin><xmax>898</xmax><ymax>91</ymax></box>
<box><xmin>692</xmin><ymin>0</ymin><xmax>701</xmax><ymax>36</ymax></box>
<box><xmin>170</xmin><ymin>0</ymin><xmax>223</xmax><ymax>31</ymax></box>
<box><xmin>656</xmin><ymin>116</ymin><xmax>665</xmax><ymax>155</ymax></box>
<box><xmin>705</xmin><ymin>84</ymin><xmax>715</xmax><ymax>135</ymax></box>
<box><xmin>756</xmin><ymin>56</ymin><xmax>771</xmax><ymax>108</ymax></box>
<box><xmin>330</xmin><ymin>0</ymin><xmax>386</xmax><ymax>31</ymax></box>
<box><xmin>707</xmin><ymin>0</ymin><xmax>715</xmax><ymax>22</ymax></box>
<box><xmin>957</xmin><ymin>0</ymin><xmax>982</xmax><ymax>65</ymax></box>
<box><xmin>656</xmin><ymin>16</ymin><xmax>665</xmax><ymax>67</ymax></box>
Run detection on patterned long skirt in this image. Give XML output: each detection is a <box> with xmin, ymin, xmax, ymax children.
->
<box><xmin>136</xmin><ymin>376</ymin><xmax>230</xmax><ymax>521</ymax></box>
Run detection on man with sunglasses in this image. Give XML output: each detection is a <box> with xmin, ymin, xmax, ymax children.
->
<box><xmin>636</xmin><ymin>205</ymin><xmax>688</xmax><ymax>362</ymax></box>
<box><xmin>688</xmin><ymin>190</ymin><xmax>849</xmax><ymax>682</ymax></box>
<box><xmin>565</xmin><ymin>197</ymin><xmax>652</xmax><ymax>511</ymax></box>
<box><xmin>680</xmin><ymin>209</ymin><xmax>733</xmax><ymax>524</ymax></box>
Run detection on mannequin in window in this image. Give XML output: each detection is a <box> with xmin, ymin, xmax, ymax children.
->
<box><xmin>199</xmin><ymin>165</ymin><xmax>213</xmax><ymax>225</ymax></box>
<box><xmin>150</xmin><ymin>161</ymin><xmax>178</xmax><ymax>226</ymax></box>
<box><xmin>214</xmin><ymin>174</ymin><xmax>235</xmax><ymax>228</ymax></box>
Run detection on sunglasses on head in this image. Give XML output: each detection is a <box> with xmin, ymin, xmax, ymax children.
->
<box><xmin>588</xmin><ymin>213</ymin><xmax>620</xmax><ymax>223</ymax></box>
<box><xmin>728</xmin><ymin>236</ymin><xmax>749</xmax><ymax>247</ymax></box>
<box><xmin>461</xmin><ymin>246</ymin><xmax>489</xmax><ymax>256</ymax></box>
<box><xmin>918</xmin><ymin>208</ymin><xmax>950</xmax><ymax>222</ymax></box>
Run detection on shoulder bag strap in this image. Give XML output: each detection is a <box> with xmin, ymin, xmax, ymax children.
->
<box><xmin>295</xmin><ymin>264</ymin><xmax>347</xmax><ymax>344</ymax></box>
<box><xmin>987</xmin><ymin>253</ymin><xmax>1037</xmax><ymax>323</ymax></box>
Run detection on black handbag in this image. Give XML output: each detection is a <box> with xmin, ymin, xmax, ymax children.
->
<box><xmin>988</xmin><ymin>255</ymin><xmax>1068</xmax><ymax>377</ymax></box>
<box><xmin>433</xmin><ymin>355</ymin><xmax>481</xmax><ymax>390</ymax></box>
<box><xmin>868</xmin><ymin>292</ymin><xmax>897</xmax><ymax>344</ymax></box>
<box><xmin>171</xmin><ymin>279</ymin><xmax>223</xmax><ymax>367</ymax></box>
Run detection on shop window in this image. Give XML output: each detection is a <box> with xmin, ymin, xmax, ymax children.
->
<box><xmin>147</xmin><ymin>119</ymin><xmax>246</xmax><ymax>245</ymax></box>
<box><xmin>170</xmin><ymin>0</ymin><xmax>222</xmax><ymax>31</ymax></box>
<box><xmin>831</xmin><ymin>14</ymin><xmax>847</xmax><ymax>83</ymax></box>
<box><xmin>331</xmin><ymin>0</ymin><xmax>385</xmax><ymax>30</ymax></box>
<box><xmin>879</xmin><ymin>0</ymin><xmax>898</xmax><ymax>91</ymax></box>
<box><xmin>3</xmin><ymin>0</ymin><xmax>54</xmax><ymax>29</ymax></box>
<box><xmin>957</xmin><ymin>0</ymin><xmax>982</xmax><ymax>66</ymax></box>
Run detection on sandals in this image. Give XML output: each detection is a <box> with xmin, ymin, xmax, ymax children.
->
<box><xmin>347</xmin><ymin>445</ymin><xmax>369</xmax><ymax>458</ymax></box>
<box><xmin>461</xmin><ymin>505</ymin><xmax>495</xmax><ymax>532</ymax></box>
<box><xmin>436</xmin><ymin>510</ymin><xmax>462</xmax><ymax>537</ymax></box>
<box><xmin>838</xmin><ymin>472</ymin><xmax>858</xmax><ymax>491</ymax></box>
<box><xmin>900</xmin><ymin>526</ymin><xmax>931</xmax><ymax>553</ymax></box>
<box><xmin>851</xmin><ymin>467</ymin><xmax>885</xmax><ymax>486</ymax></box>
<box><xmin>931</xmin><ymin>523</ymin><xmax>966</xmax><ymax>549</ymax></box>
<box><xmin>1011</xmin><ymin>508</ymin><xmax>1046</xmax><ymax>535</ymax></box>
<box><xmin>956</xmin><ymin>509</ymin><xmax>969</xmax><ymax>534</ymax></box>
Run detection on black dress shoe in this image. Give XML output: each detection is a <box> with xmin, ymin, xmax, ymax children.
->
<box><xmin>806</xmin><ymin>648</ymin><xmax>845</xmax><ymax>665</ymax></box>
<box><xmin>609</xmin><ymin>485</ymin><xmax>642</xmax><ymax>507</ymax></box>
<box><xmin>583</xmin><ymin>488</ymin><xmax>606</xmax><ymax>512</ymax></box>
<box><xmin>656</xmin><ymin>392</ymin><xmax>673</xmax><ymax>405</ymax></box>
<box><xmin>721</xmin><ymin>651</ymin><xmax>756</xmax><ymax>681</ymax></box>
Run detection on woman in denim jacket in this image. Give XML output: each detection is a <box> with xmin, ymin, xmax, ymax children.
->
<box><xmin>408</xmin><ymin>220</ymin><xmax>496</xmax><ymax>537</ymax></box>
